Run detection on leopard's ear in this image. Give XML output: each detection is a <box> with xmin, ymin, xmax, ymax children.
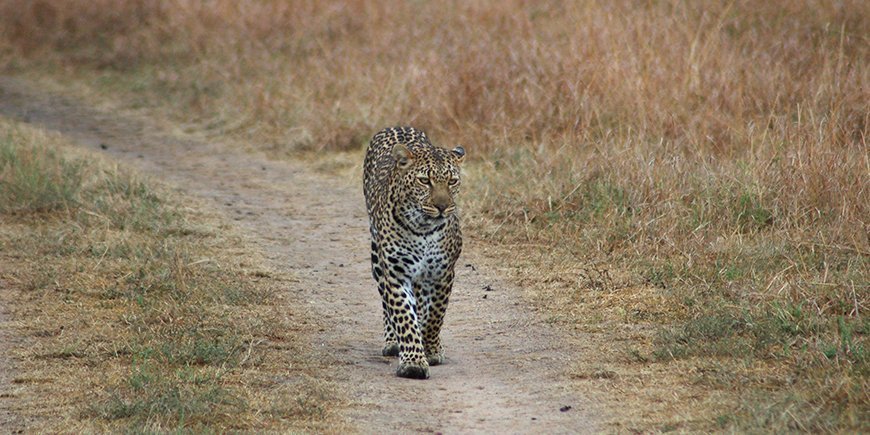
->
<box><xmin>392</xmin><ymin>144</ymin><xmax>413</xmax><ymax>169</ymax></box>
<box><xmin>451</xmin><ymin>145</ymin><xmax>465</xmax><ymax>164</ymax></box>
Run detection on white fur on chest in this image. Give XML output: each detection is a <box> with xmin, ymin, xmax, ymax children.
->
<box><xmin>402</xmin><ymin>233</ymin><xmax>447</xmax><ymax>282</ymax></box>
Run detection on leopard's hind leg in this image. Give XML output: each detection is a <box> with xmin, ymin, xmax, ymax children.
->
<box><xmin>370</xmin><ymin>241</ymin><xmax>399</xmax><ymax>357</ymax></box>
<box><xmin>381</xmin><ymin>300</ymin><xmax>399</xmax><ymax>357</ymax></box>
<box><xmin>422</xmin><ymin>273</ymin><xmax>453</xmax><ymax>366</ymax></box>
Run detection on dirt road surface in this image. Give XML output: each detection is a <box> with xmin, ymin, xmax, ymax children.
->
<box><xmin>0</xmin><ymin>76</ymin><xmax>605</xmax><ymax>433</ymax></box>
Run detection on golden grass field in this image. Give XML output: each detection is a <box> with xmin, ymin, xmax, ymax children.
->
<box><xmin>1</xmin><ymin>0</ymin><xmax>867</xmax><ymax>431</ymax></box>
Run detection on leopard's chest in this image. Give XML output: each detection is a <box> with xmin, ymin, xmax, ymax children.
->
<box><xmin>389</xmin><ymin>230</ymin><xmax>454</xmax><ymax>282</ymax></box>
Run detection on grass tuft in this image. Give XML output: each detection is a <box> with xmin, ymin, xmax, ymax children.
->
<box><xmin>0</xmin><ymin>132</ymin><xmax>84</xmax><ymax>213</ymax></box>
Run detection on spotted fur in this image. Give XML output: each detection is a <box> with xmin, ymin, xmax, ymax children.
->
<box><xmin>363</xmin><ymin>126</ymin><xmax>465</xmax><ymax>379</ymax></box>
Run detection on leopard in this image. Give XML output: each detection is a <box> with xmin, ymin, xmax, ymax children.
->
<box><xmin>363</xmin><ymin>126</ymin><xmax>465</xmax><ymax>380</ymax></box>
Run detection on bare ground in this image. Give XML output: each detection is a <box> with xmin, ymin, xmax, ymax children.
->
<box><xmin>0</xmin><ymin>76</ymin><xmax>610</xmax><ymax>433</ymax></box>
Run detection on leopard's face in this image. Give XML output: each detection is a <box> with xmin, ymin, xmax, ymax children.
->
<box><xmin>393</xmin><ymin>145</ymin><xmax>465</xmax><ymax>221</ymax></box>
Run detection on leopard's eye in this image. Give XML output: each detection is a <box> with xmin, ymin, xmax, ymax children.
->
<box><xmin>448</xmin><ymin>177</ymin><xmax>460</xmax><ymax>186</ymax></box>
<box><xmin>416</xmin><ymin>175</ymin><xmax>430</xmax><ymax>185</ymax></box>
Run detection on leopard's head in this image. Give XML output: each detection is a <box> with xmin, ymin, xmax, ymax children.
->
<box><xmin>392</xmin><ymin>143</ymin><xmax>465</xmax><ymax>221</ymax></box>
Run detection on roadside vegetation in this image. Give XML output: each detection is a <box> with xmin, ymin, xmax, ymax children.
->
<box><xmin>0</xmin><ymin>118</ymin><xmax>339</xmax><ymax>431</ymax></box>
<box><xmin>1</xmin><ymin>0</ymin><xmax>866</xmax><ymax>431</ymax></box>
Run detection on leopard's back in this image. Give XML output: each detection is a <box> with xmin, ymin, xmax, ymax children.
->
<box><xmin>363</xmin><ymin>126</ymin><xmax>432</xmax><ymax>217</ymax></box>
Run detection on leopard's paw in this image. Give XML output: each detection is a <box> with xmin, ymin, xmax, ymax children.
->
<box><xmin>396</xmin><ymin>361</ymin><xmax>429</xmax><ymax>379</ymax></box>
<box><xmin>382</xmin><ymin>342</ymin><xmax>399</xmax><ymax>357</ymax></box>
<box><xmin>426</xmin><ymin>352</ymin><xmax>444</xmax><ymax>366</ymax></box>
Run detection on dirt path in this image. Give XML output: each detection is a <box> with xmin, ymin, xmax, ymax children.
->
<box><xmin>0</xmin><ymin>76</ymin><xmax>604</xmax><ymax>433</ymax></box>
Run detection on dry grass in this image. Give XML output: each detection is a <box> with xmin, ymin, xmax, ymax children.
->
<box><xmin>0</xmin><ymin>118</ymin><xmax>342</xmax><ymax>431</ymax></box>
<box><xmin>1</xmin><ymin>0</ymin><xmax>867</xmax><ymax>431</ymax></box>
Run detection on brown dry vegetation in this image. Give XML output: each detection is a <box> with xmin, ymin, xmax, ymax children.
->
<box><xmin>0</xmin><ymin>118</ymin><xmax>340</xmax><ymax>431</ymax></box>
<box><xmin>1</xmin><ymin>0</ymin><xmax>868</xmax><ymax>431</ymax></box>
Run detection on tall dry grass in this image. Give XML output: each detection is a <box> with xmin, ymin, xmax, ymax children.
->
<box><xmin>1</xmin><ymin>0</ymin><xmax>867</xmax><ymax>431</ymax></box>
<box><xmin>1</xmin><ymin>1</ymin><xmax>865</xmax><ymax>235</ymax></box>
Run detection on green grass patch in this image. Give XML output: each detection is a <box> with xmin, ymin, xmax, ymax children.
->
<box><xmin>0</xmin><ymin>131</ymin><xmax>84</xmax><ymax>213</ymax></box>
<box><xmin>99</xmin><ymin>363</ymin><xmax>245</xmax><ymax>430</ymax></box>
<box><xmin>655</xmin><ymin>302</ymin><xmax>867</xmax><ymax>432</ymax></box>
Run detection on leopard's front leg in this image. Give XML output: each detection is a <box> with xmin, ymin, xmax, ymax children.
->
<box><xmin>381</xmin><ymin>273</ymin><xmax>429</xmax><ymax>379</ymax></box>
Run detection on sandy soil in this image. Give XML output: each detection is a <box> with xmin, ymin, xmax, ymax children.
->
<box><xmin>0</xmin><ymin>76</ymin><xmax>608</xmax><ymax>433</ymax></box>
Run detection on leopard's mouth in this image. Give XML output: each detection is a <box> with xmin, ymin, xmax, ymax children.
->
<box><xmin>421</xmin><ymin>206</ymin><xmax>454</xmax><ymax>220</ymax></box>
<box><xmin>423</xmin><ymin>211</ymin><xmax>445</xmax><ymax>219</ymax></box>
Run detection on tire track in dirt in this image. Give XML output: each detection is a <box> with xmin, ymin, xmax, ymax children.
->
<box><xmin>0</xmin><ymin>76</ymin><xmax>603</xmax><ymax>433</ymax></box>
